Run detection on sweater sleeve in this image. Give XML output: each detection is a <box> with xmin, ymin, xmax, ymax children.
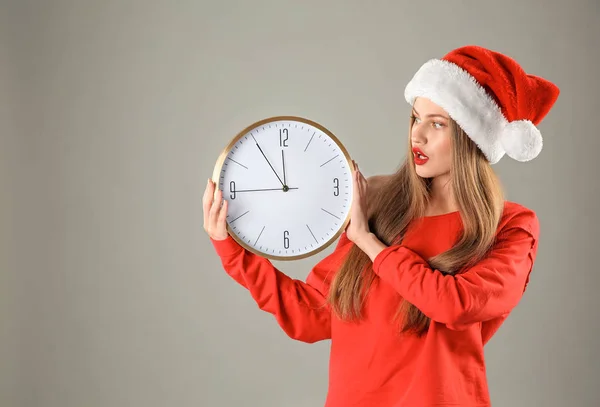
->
<box><xmin>372</xmin><ymin>210</ymin><xmax>539</xmax><ymax>329</ymax></box>
<box><xmin>209</xmin><ymin>232</ymin><xmax>351</xmax><ymax>343</ymax></box>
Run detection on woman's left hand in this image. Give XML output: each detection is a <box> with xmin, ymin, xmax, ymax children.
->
<box><xmin>345</xmin><ymin>160</ymin><xmax>371</xmax><ymax>245</ymax></box>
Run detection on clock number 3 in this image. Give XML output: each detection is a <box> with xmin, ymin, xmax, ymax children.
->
<box><xmin>279</xmin><ymin>129</ymin><xmax>288</xmax><ymax>147</ymax></box>
<box><xmin>333</xmin><ymin>177</ymin><xmax>339</xmax><ymax>196</ymax></box>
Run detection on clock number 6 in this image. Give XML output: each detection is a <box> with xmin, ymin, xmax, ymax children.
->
<box><xmin>283</xmin><ymin>230</ymin><xmax>290</xmax><ymax>249</ymax></box>
<box><xmin>333</xmin><ymin>177</ymin><xmax>339</xmax><ymax>196</ymax></box>
<box><xmin>279</xmin><ymin>128</ymin><xmax>288</xmax><ymax>147</ymax></box>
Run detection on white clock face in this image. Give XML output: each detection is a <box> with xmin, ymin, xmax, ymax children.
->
<box><xmin>213</xmin><ymin>116</ymin><xmax>354</xmax><ymax>260</ymax></box>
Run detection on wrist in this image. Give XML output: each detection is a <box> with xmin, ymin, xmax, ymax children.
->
<box><xmin>357</xmin><ymin>232</ymin><xmax>387</xmax><ymax>262</ymax></box>
<box><xmin>358</xmin><ymin>231</ymin><xmax>376</xmax><ymax>245</ymax></box>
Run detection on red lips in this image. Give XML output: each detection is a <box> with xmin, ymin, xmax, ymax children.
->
<box><xmin>412</xmin><ymin>147</ymin><xmax>429</xmax><ymax>165</ymax></box>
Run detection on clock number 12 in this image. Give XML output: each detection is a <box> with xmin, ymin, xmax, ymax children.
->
<box><xmin>279</xmin><ymin>129</ymin><xmax>288</xmax><ymax>147</ymax></box>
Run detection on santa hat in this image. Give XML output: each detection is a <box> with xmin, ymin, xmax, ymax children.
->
<box><xmin>404</xmin><ymin>45</ymin><xmax>560</xmax><ymax>164</ymax></box>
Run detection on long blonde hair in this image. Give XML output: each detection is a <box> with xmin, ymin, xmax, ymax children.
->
<box><xmin>327</xmin><ymin>115</ymin><xmax>505</xmax><ymax>336</ymax></box>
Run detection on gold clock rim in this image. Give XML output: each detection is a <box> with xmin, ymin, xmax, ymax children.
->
<box><xmin>211</xmin><ymin>115</ymin><xmax>354</xmax><ymax>261</ymax></box>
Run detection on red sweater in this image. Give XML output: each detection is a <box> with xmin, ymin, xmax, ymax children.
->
<box><xmin>210</xmin><ymin>201</ymin><xmax>539</xmax><ymax>406</ymax></box>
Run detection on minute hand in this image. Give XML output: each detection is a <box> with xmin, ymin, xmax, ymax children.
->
<box><xmin>252</xmin><ymin>135</ymin><xmax>285</xmax><ymax>186</ymax></box>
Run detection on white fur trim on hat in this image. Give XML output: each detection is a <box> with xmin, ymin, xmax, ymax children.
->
<box><xmin>404</xmin><ymin>59</ymin><xmax>543</xmax><ymax>164</ymax></box>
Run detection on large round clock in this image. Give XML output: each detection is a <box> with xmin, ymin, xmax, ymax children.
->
<box><xmin>211</xmin><ymin>116</ymin><xmax>355</xmax><ymax>261</ymax></box>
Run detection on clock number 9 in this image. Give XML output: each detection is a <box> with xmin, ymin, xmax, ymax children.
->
<box><xmin>333</xmin><ymin>177</ymin><xmax>339</xmax><ymax>196</ymax></box>
<box><xmin>230</xmin><ymin>180</ymin><xmax>236</xmax><ymax>200</ymax></box>
<box><xmin>279</xmin><ymin>128</ymin><xmax>288</xmax><ymax>147</ymax></box>
<box><xmin>283</xmin><ymin>230</ymin><xmax>290</xmax><ymax>249</ymax></box>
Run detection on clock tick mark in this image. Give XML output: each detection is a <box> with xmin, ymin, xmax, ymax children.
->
<box><xmin>321</xmin><ymin>208</ymin><xmax>341</xmax><ymax>220</ymax></box>
<box><xmin>320</xmin><ymin>154</ymin><xmax>339</xmax><ymax>167</ymax></box>
<box><xmin>230</xmin><ymin>210</ymin><xmax>250</xmax><ymax>223</ymax></box>
<box><xmin>227</xmin><ymin>157</ymin><xmax>249</xmax><ymax>169</ymax></box>
<box><xmin>306</xmin><ymin>224</ymin><xmax>319</xmax><ymax>244</ymax></box>
<box><xmin>304</xmin><ymin>132</ymin><xmax>315</xmax><ymax>152</ymax></box>
<box><xmin>254</xmin><ymin>226</ymin><xmax>265</xmax><ymax>246</ymax></box>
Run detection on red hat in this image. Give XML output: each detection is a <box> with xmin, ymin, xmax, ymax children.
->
<box><xmin>404</xmin><ymin>45</ymin><xmax>560</xmax><ymax>164</ymax></box>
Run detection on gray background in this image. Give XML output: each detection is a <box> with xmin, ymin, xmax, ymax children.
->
<box><xmin>2</xmin><ymin>1</ymin><xmax>599</xmax><ymax>406</ymax></box>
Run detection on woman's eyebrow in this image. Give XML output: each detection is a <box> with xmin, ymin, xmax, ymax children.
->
<box><xmin>412</xmin><ymin>108</ymin><xmax>449</xmax><ymax>120</ymax></box>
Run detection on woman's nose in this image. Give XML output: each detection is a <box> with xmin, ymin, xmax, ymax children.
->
<box><xmin>411</xmin><ymin>126</ymin><xmax>426</xmax><ymax>145</ymax></box>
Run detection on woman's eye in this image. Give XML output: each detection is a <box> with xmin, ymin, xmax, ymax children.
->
<box><xmin>433</xmin><ymin>122</ymin><xmax>444</xmax><ymax>129</ymax></box>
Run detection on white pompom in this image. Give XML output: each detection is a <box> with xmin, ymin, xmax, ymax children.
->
<box><xmin>500</xmin><ymin>120</ymin><xmax>543</xmax><ymax>162</ymax></box>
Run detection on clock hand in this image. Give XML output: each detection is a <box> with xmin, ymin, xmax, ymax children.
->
<box><xmin>251</xmin><ymin>135</ymin><xmax>285</xmax><ymax>187</ymax></box>
<box><xmin>281</xmin><ymin>149</ymin><xmax>287</xmax><ymax>186</ymax></box>
<box><xmin>233</xmin><ymin>187</ymin><xmax>299</xmax><ymax>193</ymax></box>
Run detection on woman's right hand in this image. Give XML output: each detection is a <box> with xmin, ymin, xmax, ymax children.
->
<box><xmin>203</xmin><ymin>178</ymin><xmax>229</xmax><ymax>241</ymax></box>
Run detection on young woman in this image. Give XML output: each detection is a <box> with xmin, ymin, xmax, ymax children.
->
<box><xmin>203</xmin><ymin>45</ymin><xmax>559</xmax><ymax>406</ymax></box>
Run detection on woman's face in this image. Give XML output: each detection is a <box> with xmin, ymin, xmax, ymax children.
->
<box><xmin>410</xmin><ymin>97</ymin><xmax>453</xmax><ymax>179</ymax></box>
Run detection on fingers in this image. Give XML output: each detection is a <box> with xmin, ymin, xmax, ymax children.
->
<box><xmin>203</xmin><ymin>178</ymin><xmax>228</xmax><ymax>240</ymax></box>
<box><xmin>209</xmin><ymin>187</ymin><xmax>223</xmax><ymax>232</ymax></box>
<box><xmin>352</xmin><ymin>160</ymin><xmax>366</xmax><ymax>193</ymax></box>
<box><xmin>202</xmin><ymin>178</ymin><xmax>215</xmax><ymax>231</ymax></box>
<box><xmin>358</xmin><ymin>168</ymin><xmax>366</xmax><ymax>191</ymax></box>
<box><xmin>347</xmin><ymin>160</ymin><xmax>368</xmax><ymax>239</ymax></box>
<box><xmin>217</xmin><ymin>199</ymin><xmax>228</xmax><ymax>235</ymax></box>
